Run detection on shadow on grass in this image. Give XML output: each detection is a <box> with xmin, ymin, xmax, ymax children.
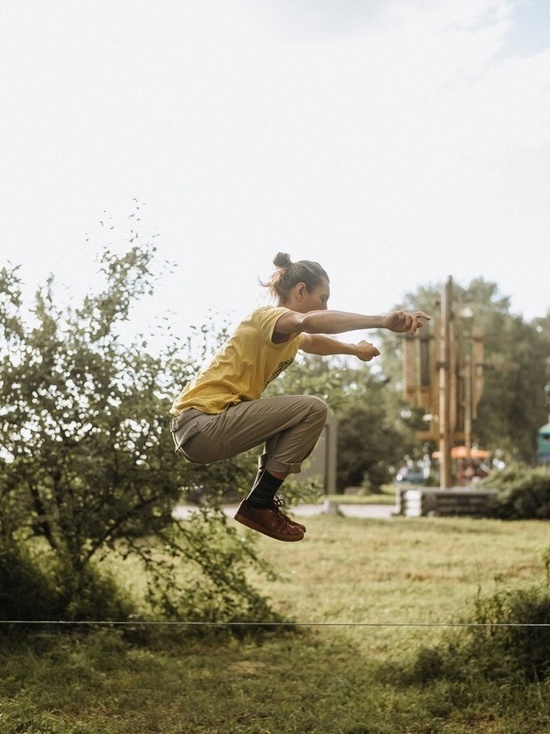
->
<box><xmin>1</xmin><ymin>602</ymin><xmax>549</xmax><ymax>734</ymax></box>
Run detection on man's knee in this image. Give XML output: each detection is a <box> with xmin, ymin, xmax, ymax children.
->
<box><xmin>299</xmin><ymin>395</ymin><xmax>328</xmax><ymax>428</ymax></box>
<box><xmin>305</xmin><ymin>395</ymin><xmax>328</xmax><ymax>417</ymax></box>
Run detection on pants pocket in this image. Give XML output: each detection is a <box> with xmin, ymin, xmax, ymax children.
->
<box><xmin>172</xmin><ymin>419</ymin><xmax>201</xmax><ymax>456</ymax></box>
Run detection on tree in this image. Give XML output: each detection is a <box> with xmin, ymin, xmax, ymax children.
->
<box><xmin>476</xmin><ymin>311</ymin><xmax>550</xmax><ymax>460</ymax></box>
<box><xmin>0</xmin><ymin>244</ymin><xmax>273</xmax><ymax>623</ymax></box>
<box><xmin>335</xmin><ymin>386</ymin><xmax>410</xmax><ymax>491</ymax></box>
<box><xmin>379</xmin><ymin>278</ymin><xmax>550</xmax><ymax>463</ymax></box>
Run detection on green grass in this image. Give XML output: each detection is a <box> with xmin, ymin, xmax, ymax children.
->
<box><xmin>250</xmin><ymin>514</ymin><xmax>548</xmax><ymax>652</ymax></box>
<box><xmin>325</xmin><ymin>486</ymin><xmax>397</xmax><ymax>505</ymax></box>
<box><xmin>1</xmin><ymin>514</ymin><xmax>549</xmax><ymax>733</ymax></box>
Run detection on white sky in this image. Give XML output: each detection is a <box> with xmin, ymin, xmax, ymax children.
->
<box><xmin>1</xmin><ymin>0</ymin><xmax>550</xmax><ymax>344</ymax></box>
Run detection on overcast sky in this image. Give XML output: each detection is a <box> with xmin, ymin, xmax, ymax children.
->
<box><xmin>2</xmin><ymin>0</ymin><xmax>549</xmax><ymax>344</ymax></box>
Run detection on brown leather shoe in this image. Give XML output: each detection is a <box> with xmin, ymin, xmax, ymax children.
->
<box><xmin>273</xmin><ymin>496</ymin><xmax>307</xmax><ymax>533</ymax></box>
<box><xmin>234</xmin><ymin>499</ymin><xmax>305</xmax><ymax>542</ymax></box>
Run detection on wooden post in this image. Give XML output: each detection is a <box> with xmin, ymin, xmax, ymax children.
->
<box><xmin>464</xmin><ymin>352</ymin><xmax>472</xmax><ymax>452</ymax></box>
<box><xmin>322</xmin><ymin>414</ymin><xmax>339</xmax><ymax>515</ymax></box>
<box><xmin>438</xmin><ymin>277</ymin><xmax>453</xmax><ymax>488</ymax></box>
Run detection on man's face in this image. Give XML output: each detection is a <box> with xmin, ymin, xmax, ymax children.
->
<box><xmin>299</xmin><ymin>278</ymin><xmax>330</xmax><ymax>312</ymax></box>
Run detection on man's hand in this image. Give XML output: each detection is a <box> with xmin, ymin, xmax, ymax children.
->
<box><xmin>355</xmin><ymin>340</ymin><xmax>381</xmax><ymax>362</ymax></box>
<box><xmin>382</xmin><ymin>310</ymin><xmax>430</xmax><ymax>335</ymax></box>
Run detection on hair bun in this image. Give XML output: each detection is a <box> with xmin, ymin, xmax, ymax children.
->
<box><xmin>273</xmin><ymin>252</ymin><xmax>291</xmax><ymax>268</ymax></box>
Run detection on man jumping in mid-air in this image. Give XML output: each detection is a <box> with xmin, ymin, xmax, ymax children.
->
<box><xmin>171</xmin><ymin>252</ymin><xmax>429</xmax><ymax>542</ymax></box>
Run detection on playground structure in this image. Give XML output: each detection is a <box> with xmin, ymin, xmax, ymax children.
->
<box><xmin>402</xmin><ymin>275</ymin><xmax>487</xmax><ymax>489</ymax></box>
<box><xmin>397</xmin><ymin>276</ymin><xmax>506</xmax><ymax>516</ymax></box>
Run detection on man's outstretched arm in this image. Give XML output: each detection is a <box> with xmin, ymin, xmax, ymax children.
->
<box><xmin>276</xmin><ymin>308</ymin><xmax>430</xmax><ymax>337</ymax></box>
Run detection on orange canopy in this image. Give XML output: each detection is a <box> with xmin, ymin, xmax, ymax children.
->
<box><xmin>432</xmin><ymin>446</ymin><xmax>491</xmax><ymax>460</ymax></box>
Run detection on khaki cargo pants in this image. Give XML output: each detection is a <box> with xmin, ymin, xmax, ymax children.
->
<box><xmin>170</xmin><ymin>395</ymin><xmax>328</xmax><ymax>475</ymax></box>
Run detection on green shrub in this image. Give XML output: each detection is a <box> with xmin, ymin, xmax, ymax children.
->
<box><xmin>55</xmin><ymin>562</ymin><xmax>137</xmax><ymax>623</ymax></box>
<box><xmin>0</xmin><ymin>249</ymin><xmax>282</xmax><ymax>632</ymax></box>
<box><xmin>0</xmin><ymin>545</ymin><xmax>63</xmax><ymax>623</ymax></box>
<box><xmin>139</xmin><ymin>505</ymin><xmax>283</xmax><ymax>626</ymax></box>
<box><xmin>406</xmin><ymin>548</ymin><xmax>550</xmax><ymax>686</ymax></box>
<box><xmin>466</xmin><ymin>584</ymin><xmax>550</xmax><ymax>682</ymax></box>
<box><xmin>480</xmin><ymin>463</ymin><xmax>550</xmax><ymax>519</ymax></box>
<box><xmin>0</xmin><ymin>544</ymin><xmax>136</xmax><ymax>627</ymax></box>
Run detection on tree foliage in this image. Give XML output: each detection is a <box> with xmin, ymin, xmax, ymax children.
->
<box><xmin>0</xmin><ymin>244</ymin><xmax>272</xmax><ymax>623</ymax></box>
<box><xmin>335</xmin><ymin>377</ymin><xmax>410</xmax><ymax>491</ymax></box>
<box><xmin>380</xmin><ymin>277</ymin><xmax>550</xmax><ymax>462</ymax></box>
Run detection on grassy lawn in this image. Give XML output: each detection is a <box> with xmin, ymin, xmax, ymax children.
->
<box><xmin>249</xmin><ymin>513</ymin><xmax>549</xmax><ymax>656</ymax></box>
<box><xmin>326</xmin><ymin>485</ymin><xmax>398</xmax><ymax>504</ymax></box>
<box><xmin>1</xmin><ymin>513</ymin><xmax>549</xmax><ymax>733</ymax></box>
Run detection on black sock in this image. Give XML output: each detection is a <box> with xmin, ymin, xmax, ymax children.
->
<box><xmin>247</xmin><ymin>471</ymin><xmax>283</xmax><ymax>509</ymax></box>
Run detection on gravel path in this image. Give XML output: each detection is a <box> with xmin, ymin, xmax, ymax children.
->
<box><xmin>173</xmin><ymin>502</ymin><xmax>395</xmax><ymax>521</ymax></box>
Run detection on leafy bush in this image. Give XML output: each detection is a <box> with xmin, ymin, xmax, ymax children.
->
<box><xmin>0</xmin><ymin>545</ymin><xmax>135</xmax><ymax>625</ymax></box>
<box><xmin>123</xmin><ymin>501</ymin><xmax>283</xmax><ymax>626</ymax></box>
<box><xmin>466</xmin><ymin>584</ymin><xmax>550</xmax><ymax>682</ymax></box>
<box><xmin>406</xmin><ymin>549</ymin><xmax>550</xmax><ymax>686</ymax></box>
<box><xmin>480</xmin><ymin>463</ymin><xmax>550</xmax><ymax>519</ymax></box>
<box><xmin>0</xmin><ymin>545</ymin><xmax>64</xmax><ymax>623</ymax></box>
<box><xmin>0</xmin><ymin>238</ymin><xmax>276</xmax><ymax>627</ymax></box>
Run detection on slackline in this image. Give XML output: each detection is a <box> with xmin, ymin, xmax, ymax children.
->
<box><xmin>0</xmin><ymin>620</ymin><xmax>548</xmax><ymax>628</ymax></box>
